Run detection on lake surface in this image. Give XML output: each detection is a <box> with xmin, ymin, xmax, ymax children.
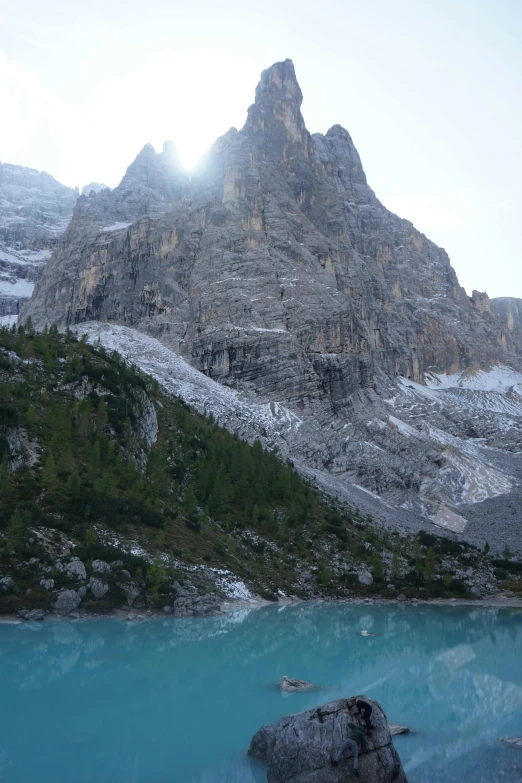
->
<box><xmin>1</xmin><ymin>603</ymin><xmax>522</xmax><ymax>782</ymax></box>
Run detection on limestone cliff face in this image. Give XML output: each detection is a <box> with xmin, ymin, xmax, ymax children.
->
<box><xmin>0</xmin><ymin>162</ymin><xmax>78</xmax><ymax>315</ymax></box>
<box><xmin>0</xmin><ymin>162</ymin><xmax>78</xmax><ymax>248</ymax></box>
<box><xmin>22</xmin><ymin>60</ymin><xmax>516</xmax><ymax>399</ymax></box>
<box><xmin>491</xmin><ymin>298</ymin><xmax>522</xmax><ymax>354</ymax></box>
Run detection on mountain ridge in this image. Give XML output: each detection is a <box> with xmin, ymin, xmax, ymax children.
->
<box><xmin>18</xmin><ymin>59</ymin><xmax>522</xmax><ymax>545</ymax></box>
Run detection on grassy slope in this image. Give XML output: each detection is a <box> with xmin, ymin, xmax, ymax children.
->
<box><xmin>1</xmin><ymin>324</ymin><xmax>516</xmax><ymax>614</ymax></box>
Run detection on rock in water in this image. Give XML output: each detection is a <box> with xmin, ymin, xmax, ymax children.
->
<box><xmin>279</xmin><ymin>676</ymin><xmax>316</xmax><ymax>692</ymax></box>
<box><xmin>389</xmin><ymin>724</ymin><xmax>411</xmax><ymax>735</ymax></box>
<box><xmin>500</xmin><ymin>736</ymin><xmax>522</xmax><ymax>748</ymax></box>
<box><xmin>249</xmin><ymin>695</ymin><xmax>407</xmax><ymax>782</ymax></box>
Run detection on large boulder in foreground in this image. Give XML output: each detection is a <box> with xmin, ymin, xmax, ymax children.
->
<box><xmin>249</xmin><ymin>695</ymin><xmax>407</xmax><ymax>783</ymax></box>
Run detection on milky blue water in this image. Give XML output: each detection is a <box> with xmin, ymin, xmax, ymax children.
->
<box><xmin>1</xmin><ymin>603</ymin><xmax>522</xmax><ymax>783</ymax></box>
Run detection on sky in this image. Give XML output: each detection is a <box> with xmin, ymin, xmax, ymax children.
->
<box><xmin>0</xmin><ymin>0</ymin><xmax>521</xmax><ymax>298</ymax></box>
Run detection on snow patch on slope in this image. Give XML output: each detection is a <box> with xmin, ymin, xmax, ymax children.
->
<box><xmin>73</xmin><ymin>322</ymin><xmax>302</xmax><ymax>444</ymax></box>
<box><xmin>426</xmin><ymin>366</ymin><xmax>522</xmax><ymax>392</ymax></box>
<box><xmin>0</xmin><ymin>279</ymin><xmax>35</xmax><ymax>297</ymax></box>
<box><xmin>0</xmin><ymin>246</ymin><xmax>50</xmax><ymax>265</ymax></box>
<box><xmin>388</xmin><ymin>415</ymin><xmax>423</xmax><ymax>439</ymax></box>
<box><xmin>100</xmin><ymin>222</ymin><xmax>132</xmax><ymax>233</ymax></box>
<box><xmin>0</xmin><ymin>314</ymin><xmax>18</xmax><ymax>327</ymax></box>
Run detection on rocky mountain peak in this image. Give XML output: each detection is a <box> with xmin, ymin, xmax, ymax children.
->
<box><xmin>119</xmin><ymin>143</ymin><xmax>159</xmax><ymax>185</ymax></box>
<box><xmin>253</xmin><ymin>58</ymin><xmax>302</xmax><ymax>109</ymax></box>
<box><xmin>244</xmin><ymin>58</ymin><xmax>312</xmax><ymax>163</ymax></box>
<box><xmin>162</xmin><ymin>139</ymin><xmax>179</xmax><ymax>160</ymax></box>
<box><xmin>471</xmin><ymin>289</ymin><xmax>492</xmax><ymax>314</ymax></box>
<box><xmin>326</xmin><ymin>124</ymin><xmax>354</xmax><ymax>142</ymax></box>
<box><xmin>118</xmin><ymin>141</ymin><xmax>187</xmax><ymax>202</ymax></box>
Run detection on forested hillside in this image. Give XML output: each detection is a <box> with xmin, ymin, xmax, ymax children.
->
<box><xmin>0</xmin><ymin>324</ymin><xmax>511</xmax><ymax>615</ymax></box>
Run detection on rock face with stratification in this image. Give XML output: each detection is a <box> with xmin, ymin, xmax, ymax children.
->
<box><xmin>491</xmin><ymin>297</ymin><xmax>522</xmax><ymax>356</ymax></box>
<box><xmin>249</xmin><ymin>695</ymin><xmax>407</xmax><ymax>783</ymax></box>
<box><xmin>0</xmin><ymin>162</ymin><xmax>78</xmax><ymax>315</ymax></box>
<box><xmin>19</xmin><ymin>60</ymin><xmax>522</xmax><ymax>545</ymax></box>
<box><xmin>22</xmin><ymin>61</ymin><xmax>517</xmax><ymax>379</ymax></box>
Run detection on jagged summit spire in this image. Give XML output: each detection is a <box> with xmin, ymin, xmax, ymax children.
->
<box><xmin>161</xmin><ymin>140</ymin><xmax>184</xmax><ymax>170</ymax></box>
<box><xmin>118</xmin><ymin>140</ymin><xmax>187</xmax><ymax>196</ymax></box>
<box><xmin>253</xmin><ymin>59</ymin><xmax>302</xmax><ymax>110</ymax></box>
<box><xmin>244</xmin><ymin>59</ymin><xmax>313</xmax><ymax>164</ymax></box>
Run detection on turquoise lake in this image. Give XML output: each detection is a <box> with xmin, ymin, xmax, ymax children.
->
<box><xmin>1</xmin><ymin>603</ymin><xmax>522</xmax><ymax>782</ymax></box>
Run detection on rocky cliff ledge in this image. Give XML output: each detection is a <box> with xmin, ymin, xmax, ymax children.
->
<box><xmin>249</xmin><ymin>695</ymin><xmax>407</xmax><ymax>782</ymax></box>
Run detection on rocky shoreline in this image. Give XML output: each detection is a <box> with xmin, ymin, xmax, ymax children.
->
<box><xmin>2</xmin><ymin>591</ymin><xmax>522</xmax><ymax>625</ymax></box>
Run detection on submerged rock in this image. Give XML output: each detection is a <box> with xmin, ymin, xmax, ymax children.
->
<box><xmin>500</xmin><ymin>736</ymin><xmax>522</xmax><ymax>748</ymax></box>
<box><xmin>279</xmin><ymin>676</ymin><xmax>316</xmax><ymax>692</ymax></box>
<box><xmin>0</xmin><ymin>576</ymin><xmax>14</xmax><ymax>590</ymax></box>
<box><xmin>249</xmin><ymin>695</ymin><xmax>407</xmax><ymax>782</ymax></box>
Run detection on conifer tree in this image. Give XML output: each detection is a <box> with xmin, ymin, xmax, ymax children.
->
<box><xmin>6</xmin><ymin>508</ymin><xmax>30</xmax><ymax>551</ymax></box>
<box><xmin>42</xmin><ymin>453</ymin><xmax>58</xmax><ymax>491</ymax></box>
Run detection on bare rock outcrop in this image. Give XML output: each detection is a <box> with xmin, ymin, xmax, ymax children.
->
<box><xmin>249</xmin><ymin>695</ymin><xmax>407</xmax><ymax>782</ymax></box>
<box><xmin>491</xmin><ymin>297</ymin><xmax>522</xmax><ymax>334</ymax></box>
<box><xmin>0</xmin><ymin>162</ymin><xmax>77</xmax><ymax>315</ymax></box>
<box><xmin>89</xmin><ymin>577</ymin><xmax>109</xmax><ymax>599</ymax></box>
<box><xmin>53</xmin><ymin>589</ymin><xmax>82</xmax><ymax>614</ymax></box>
<box><xmin>491</xmin><ymin>297</ymin><xmax>522</xmax><ymax>357</ymax></box>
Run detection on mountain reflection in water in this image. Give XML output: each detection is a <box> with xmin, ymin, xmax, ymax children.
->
<box><xmin>1</xmin><ymin>604</ymin><xmax>522</xmax><ymax>783</ymax></box>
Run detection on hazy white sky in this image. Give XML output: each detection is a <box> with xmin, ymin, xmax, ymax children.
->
<box><xmin>1</xmin><ymin>0</ymin><xmax>521</xmax><ymax>298</ymax></box>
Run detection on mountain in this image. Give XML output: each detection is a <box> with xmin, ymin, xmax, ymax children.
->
<box><xmin>0</xmin><ymin>324</ymin><xmax>509</xmax><ymax>616</ymax></box>
<box><xmin>20</xmin><ymin>60</ymin><xmax>522</xmax><ymax>551</ymax></box>
<box><xmin>0</xmin><ymin>162</ymin><xmax>78</xmax><ymax>316</ymax></box>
